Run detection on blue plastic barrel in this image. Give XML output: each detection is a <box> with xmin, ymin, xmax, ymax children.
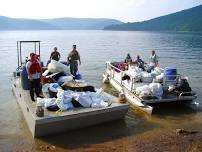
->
<box><xmin>20</xmin><ymin>66</ymin><xmax>30</xmax><ymax>90</ymax></box>
<box><xmin>164</xmin><ymin>67</ymin><xmax>177</xmax><ymax>80</ymax></box>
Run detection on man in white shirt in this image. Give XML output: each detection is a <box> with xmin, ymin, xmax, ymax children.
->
<box><xmin>147</xmin><ymin>50</ymin><xmax>159</xmax><ymax>73</ymax></box>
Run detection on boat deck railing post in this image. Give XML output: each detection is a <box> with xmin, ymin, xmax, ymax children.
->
<box><xmin>131</xmin><ymin>78</ymin><xmax>134</xmax><ymax>92</ymax></box>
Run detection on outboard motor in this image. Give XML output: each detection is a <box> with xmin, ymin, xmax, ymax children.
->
<box><xmin>175</xmin><ymin>78</ymin><xmax>192</xmax><ymax>92</ymax></box>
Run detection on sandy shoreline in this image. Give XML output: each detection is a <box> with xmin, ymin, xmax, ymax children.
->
<box><xmin>44</xmin><ymin>126</ymin><xmax>202</xmax><ymax>152</ymax></box>
<box><xmin>4</xmin><ymin>124</ymin><xmax>201</xmax><ymax>152</ymax></box>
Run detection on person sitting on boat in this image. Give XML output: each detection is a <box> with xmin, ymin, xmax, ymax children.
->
<box><xmin>147</xmin><ymin>50</ymin><xmax>158</xmax><ymax>73</ymax></box>
<box><xmin>26</xmin><ymin>53</ymin><xmax>42</xmax><ymax>101</ymax></box>
<box><xmin>124</xmin><ymin>53</ymin><xmax>132</xmax><ymax>64</ymax></box>
<box><xmin>134</xmin><ymin>55</ymin><xmax>145</xmax><ymax>71</ymax></box>
<box><xmin>67</xmin><ymin>45</ymin><xmax>81</xmax><ymax>76</ymax></box>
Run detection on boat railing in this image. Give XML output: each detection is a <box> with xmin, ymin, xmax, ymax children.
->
<box><xmin>163</xmin><ymin>74</ymin><xmax>180</xmax><ymax>88</ymax></box>
<box><xmin>106</xmin><ymin>62</ymin><xmax>136</xmax><ymax>92</ymax></box>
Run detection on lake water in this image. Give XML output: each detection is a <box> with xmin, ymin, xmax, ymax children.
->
<box><xmin>0</xmin><ymin>30</ymin><xmax>202</xmax><ymax>151</ymax></box>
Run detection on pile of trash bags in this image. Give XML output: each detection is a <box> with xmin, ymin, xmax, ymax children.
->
<box><xmin>37</xmin><ymin>83</ymin><xmax>110</xmax><ymax>111</ymax></box>
<box><xmin>37</xmin><ymin>60</ymin><xmax>111</xmax><ymax>111</ymax></box>
<box><xmin>126</xmin><ymin>66</ymin><xmax>164</xmax><ymax>83</ymax></box>
<box><xmin>135</xmin><ymin>82</ymin><xmax>163</xmax><ymax>99</ymax></box>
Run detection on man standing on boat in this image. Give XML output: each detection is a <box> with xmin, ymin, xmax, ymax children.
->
<box><xmin>26</xmin><ymin>53</ymin><xmax>42</xmax><ymax>101</ymax></box>
<box><xmin>147</xmin><ymin>50</ymin><xmax>158</xmax><ymax>72</ymax></box>
<box><xmin>50</xmin><ymin>47</ymin><xmax>60</xmax><ymax>61</ymax></box>
<box><xmin>67</xmin><ymin>45</ymin><xmax>81</xmax><ymax>76</ymax></box>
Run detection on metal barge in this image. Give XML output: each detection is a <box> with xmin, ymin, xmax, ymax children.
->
<box><xmin>11</xmin><ymin>41</ymin><xmax>128</xmax><ymax>137</ymax></box>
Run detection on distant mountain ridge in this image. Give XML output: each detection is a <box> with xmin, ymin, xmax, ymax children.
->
<box><xmin>0</xmin><ymin>16</ymin><xmax>123</xmax><ymax>30</ymax></box>
<box><xmin>40</xmin><ymin>18</ymin><xmax>123</xmax><ymax>30</ymax></box>
<box><xmin>104</xmin><ymin>5</ymin><xmax>202</xmax><ymax>31</ymax></box>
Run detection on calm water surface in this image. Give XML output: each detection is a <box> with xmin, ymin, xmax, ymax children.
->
<box><xmin>0</xmin><ymin>30</ymin><xmax>202</xmax><ymax>151</ymax></box>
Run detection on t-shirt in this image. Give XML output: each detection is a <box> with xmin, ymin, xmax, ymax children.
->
<box><xmin>50</xmin><ymin>51</ymin><xmax>60</xmax><ymax>61</ymax></box>
<box><xmin>149</xmin><ymin>54</ymin><xmax>158</xmax><ymax>66</ymax></box>
<box><xmin>68</xmin><ymin>50</ymin><xmax>80</xmax><ymax>62</ymax></box>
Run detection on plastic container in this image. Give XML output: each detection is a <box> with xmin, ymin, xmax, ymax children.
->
<box><xmin>119</xmin><ymin>63</ymin><xmax>127</xmax><ymax>71</ymax></box>
<box><xmin>20</xmin><ymin>66</ymin><xmax>30</xmax><ymax>90</ymax></box>
<box><xmin>164</xmin><ymin>67</ymin><xmax>177</xmax><ymax>80</ymax></box>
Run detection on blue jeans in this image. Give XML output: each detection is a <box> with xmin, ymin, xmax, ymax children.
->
<box><xmin>29</xmin><ymin>78</ymin><xmax>41</xmax><ymax>101</ymax></box>
<box><xmin>70</xmin><ymin>61</ymin><xmax>78</xmax><ymax>76</ymax></box>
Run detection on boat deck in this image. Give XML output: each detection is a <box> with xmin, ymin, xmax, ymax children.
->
<box><xmin>12</xmin><ymin>76</ymin><xmax>129</xmax><ymax>137</ymax></box>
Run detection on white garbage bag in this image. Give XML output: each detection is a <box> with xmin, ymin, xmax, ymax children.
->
<box><xmin>89</xmin><ymin>92</ymin><xmax>109</xmax><ymax>108</ymax></box>
<box><xmin>140</xmin><ymin>90</ymin><xmax>151</xmax><ymax>96</ymax></box>
<box><xmin>56</xmin><ymin>89</ymin><xmax>74</xmax><ymax>111</ymax></box>
<box><xmin>139</xmin><ymin>90</ymin><xmax>151</xmax><ymax>98</ymax></box>
<box><xmin>43</xmin><ymin>60</ymin><xmax>70</xmax><ymax>76</ymax></box>
<box><xmin>42</xmin><ymin>83</ymin><xmax>50</xmax><ymax>98</ymax></box>
<box><xmin>155</xmin><ymin>73</ymin><xmax>164</xmax><ymax>82</ymax></box>
<box><xmin>36</xmin><ymin>98</ymin><xmax>45</xmax><ymax>107</ymax></box>
<box><xmin>149</xmin><ymin>83</ymin><xmax>163</xmax><ymax>98</ymax></box>
<box><xmin>49</xmin><ymin>83</ymin><xmax>60</xmax><ymax>93</ymax></box>
<box><xmin>58</xmin><ymin>76</ymin><xmax>73</xmax><ymax>84</ymax></box>
<box><xmin>127</xmin><ymin>67</ymin><xmax>142</xmax><ymax>81</ymax></box>
<box><xmin>77</xmin><ymin>92</ymin><xmax>93</xmax><ymax>108</ymax></box>
<box><xmin>36</xmin><ymin>97</ymin><xmax>57</xmax><ymax>108</ymax></box>
<box><xmin>91</xmin><ymin>100</ymin><xmax>108</xmax><ymax>108</ymax></box>
<box><xmin>135</xmin><ymin>85</ymin><xmax>150</xmax><ymax>95</ymax></box>
<box><xmin>56</xmin><ymin>98</ymin><xmax>74</xmax><ymax>111</ymax></box>
<box><xmin>168</xmin><ymin>85</ymin><xmax>176</xmax><ymax>92</ymax></box>
<box><xmin>42</xmin><ymin>83</ymin><xmax>50</xmax><ymax>93</ymax></box>
<box><xmin>49</xmin><ymin>60</ymin><xmax>69</xmax><ymax>74</ymax></box>
<box><xmin>150</xmin><ymin>70</ymin><xmax>159</xmax><ymax>77</ymax></box>
<box><xmin>154</xmin><ymin>67</ymin><xmax>164</xmax><ymax>75</ymax></box>
<box><xmin>141</xmin><ymin>72</ymin><xmax>153</xmax><ymax>83</ymax></box>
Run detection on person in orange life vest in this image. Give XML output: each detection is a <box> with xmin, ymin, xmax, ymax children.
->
<box><xmin>26</xmin><ymin>53</ymin><xmax>42</xmax><ymax>101</ymax></box>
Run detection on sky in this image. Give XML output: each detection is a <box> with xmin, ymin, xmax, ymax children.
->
<box><xmin>0</xmin><ymin>0</ymin><xmax>202</xmax><ymax>22</ymax></box>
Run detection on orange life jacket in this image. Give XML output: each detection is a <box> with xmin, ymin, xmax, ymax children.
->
<box><xmin>28</xmin><ymin>59</ymin><xmax>41</xmax><ymax>74</ymax></box>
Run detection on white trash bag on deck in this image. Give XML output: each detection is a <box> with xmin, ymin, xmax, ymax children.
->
<box><xmin>56</xmin><ymin>89</ymin><xmax>74</xmax><ymax>111</ymax></box>
<box><xmin>149</xmin><ymin>83</ymin><xmax>163</xmax><ymax>99</ymax></box>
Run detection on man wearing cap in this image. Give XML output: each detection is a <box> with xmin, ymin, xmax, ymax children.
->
<box><xmin>26</xmin><ymin>53</ymin><xmax>42</xmax><ymax>101</ymax></box>
<box><xmin>67</xmin><ymin>45</ymin><xmax>81</xmax><ymax>76</ymax></box>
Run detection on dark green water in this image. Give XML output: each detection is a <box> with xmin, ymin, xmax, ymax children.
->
<box><xmin>0</xmin><ymin>30</ymin><xmax>202</xmax><ymax>151</ymax></box>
